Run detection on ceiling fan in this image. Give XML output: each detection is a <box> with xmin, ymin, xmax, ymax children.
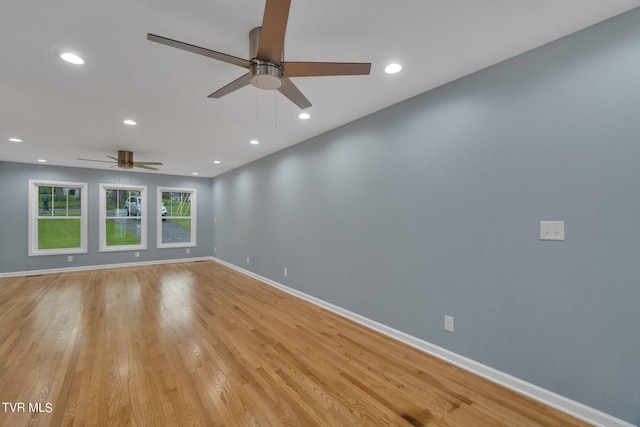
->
<box><xmin>78</xmin><ymin>150</ymin><xmax>163</xmax><ymax>171</ymax></box>
<box><xmin>147</xmin><ymin>0</ymin><xmax>371</xmax><ymax>109</ymax></box>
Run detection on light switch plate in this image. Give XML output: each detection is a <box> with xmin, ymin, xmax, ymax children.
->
<box><xmin>540</xmin><ymin>221</ymin><xmax>565</xmax><ymax>241</ymax></box>
<box><xmin>444</xmin><ymin>315</ymin><xmax>454</xmax><ymax>333</ymax></box>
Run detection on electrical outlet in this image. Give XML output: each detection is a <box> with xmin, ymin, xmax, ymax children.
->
<box><xmin>186</xmin><ymin>248</ymin><xmax>190</xmax><ymax>254</ymax></box>
<box><xmin>540</xmin><ymin>221</ymin><xmax>565</xmax><ymax>241</ymax></box>
<box><xmin>214</xmin><ymin>247</ymin><xmax>216</xmax><ymax>253</ymax></box>
<box><xmin>284</xmin><ymin>267</ymin><xmax>288</xmax><ymax>277</ymax></box>
<box><xmin>135</xmin><ymin>251</ymin><xmax>140</xmax><ymax>258</ymax></box>
<box><xmin>444</xmin><ymin>315</ymin><xmax>454</xmax><ymax>333</ymax></box>
<box><xmin>67</xmin><ymin>255</ymin><xmax>73</xmax><ymax>262</ymax></box>
<box><xmin>246</xmin><ymin>256</ymin><xmax>250</xmax><ymax>264</ymax></box>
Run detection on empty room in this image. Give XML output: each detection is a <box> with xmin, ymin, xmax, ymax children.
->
<box><xmin>1</xmin><ymin>1</ymin><xmax>639</xmax><ymax>426</ymax></box>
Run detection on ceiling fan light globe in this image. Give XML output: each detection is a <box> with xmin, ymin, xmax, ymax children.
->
<box><xmin>251</xmin><ymin>74</ymin><xmax>283</xmax><ymax>90</ymax></box>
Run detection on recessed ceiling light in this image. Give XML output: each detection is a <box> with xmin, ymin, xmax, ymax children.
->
<box><xmin>8</xmin><ymin>138</ymin><xmax>23</xmax><ymax>143</ymax></box>
<box><xmin>213</xmin><ymin>160</ymin><xmax>221</xmax><ymax>164</ymax></box>
<box><xmin>298</xmin><ymin>112</ymin><xmax>311</xmax><ymax>120</ymax></box>
<box><xmin>123</xmin><ymin>119</ymin><xmax>137</xmax><ymax>126</ymax></box>
<box><xmin>250</xmin><ymin>139</ymin><xmax>259</xmax><ymax>145</ymax></box>
<box><xmin>37</xmin><ymin>159</ymin><xmax>47</xmax><ymax>163</ymax></box>
<box><xmin>384</xmin><ymin>63</ymin><xmax>402</xmax><ymax>74</ymax></box>
<box><xmin>192</xmin><ymin>172</ymin><xmax>198</xmax><ymax>175</ymax></box>
<box><xmin>60</xmin><ymin>52</ymin><xmax>84</xmax><ymax>65</ymax></box>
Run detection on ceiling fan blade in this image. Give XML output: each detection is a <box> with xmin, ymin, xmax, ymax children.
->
<box><xmin>257</xmin><ymin>0</ymin><xmax>291</xmax><ymax>62</ymax></box>
<box><xmin>77</xmin><ymin>158</ymin><xmax>117</xmax><ymax>164</ymax></box>
<box><xmin>278</xmin><ymin>77</ymin><xmax>311</xmax><ymax>109</ymax></box>
<box><xmin>283</xmin><ymin>61</ymin><xmax>371</xmax><ymax>77</ymax></box>
<box><xmin>134</xmin><ymin>164</ymin><xmax>159</xmax><ymax>171</ymax></box>
<box><xmin>133</xmin><ymin>162</ymin><xmax>163</xmax><ymax>166</ymax></box>
<box><xmin>147</xmin><ymin>34</ymin><xmax>252</xmax><ymax>69</ymax></box>
<box><xmin>208</xmin><ymin>73</ymin><xmax>251</xmax><ymax>98</ymax></box>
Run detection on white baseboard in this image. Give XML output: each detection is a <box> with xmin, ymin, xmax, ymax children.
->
<box><xmin>0</xmin><ymin>256</ymin><xmax>214</xmax><ymax>278</ymax></box>
<box><xmin>213</xmin><ymin>257</ymin><xmax>635</xmax><ymax>427</ymax></box>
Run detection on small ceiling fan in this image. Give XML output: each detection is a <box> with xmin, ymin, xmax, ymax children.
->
<box><xmin>147</xmin><ymin>0</ymin><xmax>371</xmax><ymax>109</ymax></box>
<box><xmin>78</xmin><ymin>150</ymin><xmax>163</xmax><ymax>170</ymax></box>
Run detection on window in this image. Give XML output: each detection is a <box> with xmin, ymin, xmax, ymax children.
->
<box><xmin>99</xmin><ymin>184</ymin><xmax>147</xmax><ymax>252</ymax></box>
<box><xmin>28</xmin><ymin>180</ymin><xmax>87</xmax><ymax>256</ymax></box>
<box><xmin>157</xmin><ymin>187</ymin><xmax>196</xmax><ymax>248</ymax></box>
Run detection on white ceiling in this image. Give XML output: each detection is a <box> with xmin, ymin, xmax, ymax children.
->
<box><xmin>2</xmin><ymin>1</ymin><xmax>639</xmax><ymax>177</ymax></box>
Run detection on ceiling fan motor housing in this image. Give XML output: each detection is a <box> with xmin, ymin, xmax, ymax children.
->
<box><xmin>117</xmin><ymin>150</ymin><xmax>134</xmax><ymax>169</ymax></box>
<box><xmin>248</xmin><ymin>26</ymin><xmax>284</xmax><ymax>90</ymax></box>
<box><xmin>250</xmin><ymin>60</ymin><xmax>284</xmax><ymax>89</ymax></box>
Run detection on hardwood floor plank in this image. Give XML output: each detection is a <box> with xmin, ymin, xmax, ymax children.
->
<box><xmin>0</xmin><ymin>261</ymin><xmax>593</xmax><ymax>426</ymax></box>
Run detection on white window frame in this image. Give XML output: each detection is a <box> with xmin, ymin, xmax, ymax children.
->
<box><xmin>28</xmin><ymin>179</ymin><xmax>88</xmax><ymax>256</ymax></box>
<box><xmin>99</xmin><ymin>183</ymin><xmax>147</xmax><ymax>252</ymax></box>
<box><xmin>157</xmin><ymin>187</ymin><xmax>197</xmax><ymax>248</ymax></box>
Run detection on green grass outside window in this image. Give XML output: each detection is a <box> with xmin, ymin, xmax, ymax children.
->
<box><xmin>38</xmin><ymin>219</ymin><xmax>81</xmax><ymax>249</ymax></box>
<box><xmin>106</xmin><ymin>219</ymin><xmax>141</xmax><ymax>246</ymax></box>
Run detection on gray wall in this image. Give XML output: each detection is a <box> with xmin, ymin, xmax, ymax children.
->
<box><xmin>0</xmin><ymin>162</ymin><xmax>213</xmax><ymax>273</ymax></box>
<box><xmin>212</xmin><ymin>9</ymin><xmax>640</xmax><ymax>424</ymax></box>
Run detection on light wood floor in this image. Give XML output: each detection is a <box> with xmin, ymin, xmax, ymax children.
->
<box><xmin>0</xmin><ymin>261</ymin><xmax>590</xmax><ymax>426</ymax></box>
